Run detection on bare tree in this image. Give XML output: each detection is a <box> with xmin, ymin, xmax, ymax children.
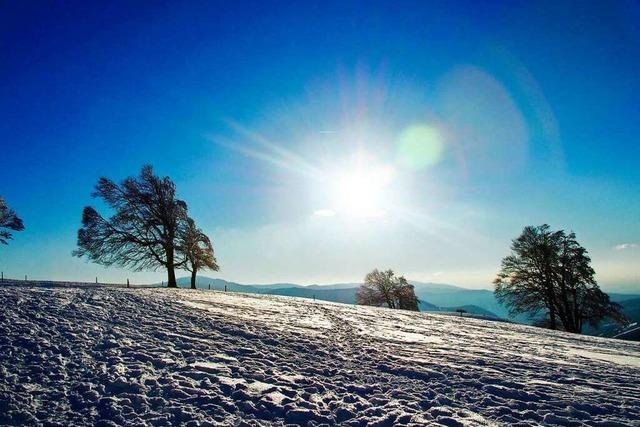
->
<box><xmin>74</xmin><ymin>165</ymin><xmax>188</xmax><ymax>287</ymax></box>
<box><xmin>495</xmin><ymin>224</ymin><xmax>625</xmax><ymax>333</ymax></box>
<box><xmin>179</xmin><ymin>218</ymin><xmax>219</xmax><ymax>289</ymax></box>
<box><xmin>0</xmin><ymin>197</ymin><xmax>24</xmax><ymax>245</ymax></box>
<box><xmin>356</xmin><ymin>276</ymin><xmax>385</xmax><ymax>306</ymax></box>
<box><xmin>357</xmin><ymin>269</ymin><xmax>420</xmax><ymax>311</ymax></box>
<box><xmin>360</xmin><ymin>269</ymin><xmax>397</xmax><ymax>308</ymax></box>
<box><xmin>554</xmin><ymin>231</ymin><xmax>625</xmax><ymax>332</ymax></box>
<box><xmin>494</xmin><ymin>225</ymin><xmax>561</xmax><ymax>328</ymax></box>
<box><xmin>395</xmin><ymin>278</ymin><xmax>420</xmax><ymax>311</ymax></box>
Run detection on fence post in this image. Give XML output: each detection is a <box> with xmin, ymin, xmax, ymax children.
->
<box><xmin>95</xmin><ymin>277</ymin><xmax>98</xmax><ymax>284</ymax></box>
<box><xmin>127</xmin><ymin>278</ymin><xmax>130</xmax><ymax>288</ymax></box>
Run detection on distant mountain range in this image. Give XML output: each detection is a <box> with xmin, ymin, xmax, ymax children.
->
<box><xmin>171</xmin><ymin>276</ymin><xmax>640</xmax><ymax>339</ymax></box>
<box><xmin>173</xmin><ymin>277</ymin><xmax>511</xmax><ymax>319</ymax></box>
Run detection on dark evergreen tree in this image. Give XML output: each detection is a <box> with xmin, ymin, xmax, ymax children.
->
<box><xmin>74</xmin><ymin>165</ymin><xmax>188</xmax><ymax>287</ymax></box>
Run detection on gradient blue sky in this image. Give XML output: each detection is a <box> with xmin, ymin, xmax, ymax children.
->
<box><xmin>1</xmin><ymin>1</ymin><xmax>639</xmax><ymax>290</ymax></box>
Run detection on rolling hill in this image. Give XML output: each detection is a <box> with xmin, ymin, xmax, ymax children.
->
<box><xmin>177</xmin><ymin>277</ymin><xmax>505</xmax><ymax>318</ymax></box>
<box><xmin>177</xmin><ymin>276</ymin><xmax>640</xmax><ymax>338</ymax></box>
<box><xmin>1</xmin><ymin>284</ymin><xmax>638</xmax><ymax>425</ymax></box>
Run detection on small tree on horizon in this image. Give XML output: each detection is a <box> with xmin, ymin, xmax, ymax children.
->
<box><xmin>73</xmin><ymin>165</ymin><xmax>188</xmax><ymax>288</ymax></box>
<box><xmin>0</xmin><ymin>197</ymin><xmax>24</xmax><ymax>245</ymax></box>
<box><xmin>357</xmin><ymin>269</ymin><xmax>420</xmax><ymax>311</ymax></box>
<box><xmin>495</xmin><ymin>224</ymin><xmax>625</xmax><ymax>333</ymax></box>
<box><xmin>179</xmin><ymin>218</ymin><xmax>219</xmax><ymax>289</ymax></box>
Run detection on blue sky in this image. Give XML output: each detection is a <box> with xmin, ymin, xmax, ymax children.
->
<box><xmin>1</xmin><ymin>1</ymin><xmax>638</xmax><ymax>290</ymax></box>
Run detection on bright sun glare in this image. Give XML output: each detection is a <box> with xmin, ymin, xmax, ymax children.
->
<box><xmin>329</xmin><ymin>165</ymin><xmax>394</xmax><ymax>218</ymax></box>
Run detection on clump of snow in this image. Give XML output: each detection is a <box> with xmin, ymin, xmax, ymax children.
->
<box><xmin>0</xmin><ymin>285</ymin><xmax>638</xmax><ymax>426</ymax></box>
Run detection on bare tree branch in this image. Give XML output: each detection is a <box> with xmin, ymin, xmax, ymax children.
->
<box><xmin>0</xmin><ymin>197</ymin><xmax>25</xmax><ymax>245</ymax></box>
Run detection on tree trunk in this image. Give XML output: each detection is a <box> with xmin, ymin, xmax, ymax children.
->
<box><xmin>167</xmin><ymin>266</ymin><xmax>177</xmax><ymax>288</ymax></box>
<box><xmin>548</xmin><ymin>301</ymin><xmax>557</xmax><ymax>330</ymax></box>
<box><xmin>547</xmin><ymin>292</ymin><xmax>557</xmax><ymax>329</ymax></box>
<box><xmin>190</xmin><ymin>269</ymin><xmax>197</xmax><ymax>289</ymax></box>
<box><xmin>166</xmin><ymin>248</ymin><xmax>177</xmax><ymax>288</ymax></box>
<box><xmin>544</xmin><ymin>280</ymin><xmax>557</xmax><ymax>330</ymax></box>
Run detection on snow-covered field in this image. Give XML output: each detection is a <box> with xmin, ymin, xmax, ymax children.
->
<box><xmin>1</xmin><ymin>285</ymin><xmax>638</xmax><ymax>426</ymax></box>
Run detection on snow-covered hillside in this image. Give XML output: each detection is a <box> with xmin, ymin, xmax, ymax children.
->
<box><xmin>1</xmin><ymin>285</ymin><xmax>638</xmax><ymax>426</ymax></box>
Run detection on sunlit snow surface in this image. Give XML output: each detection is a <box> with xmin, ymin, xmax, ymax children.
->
<box><xmin>1</xmin><ymin>286</ymin><xmax>638</xmax><ymax>426</ymax></box>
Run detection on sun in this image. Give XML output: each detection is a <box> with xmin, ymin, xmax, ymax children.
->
<box><xmin>329</xmin><ymin>165</ymin><xmax>394</xmax><ymax>218</ymax></box>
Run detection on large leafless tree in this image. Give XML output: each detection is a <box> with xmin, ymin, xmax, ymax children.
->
<box><xmin>178</xmin><ymin>218</ymin><xmax>219</xmax><ymax>289</ymax></box>
<box><xmin>495</xmin><ymin>224</ymin><xmax>625</xmax><ymax>333</ymax></box>
<box><xmin>357</xmin><ymin>269</ymin><xmax>419</xmax><ymax>311</ymax></box>
<box><xmin>0</xmin><ymin>197</ymin><xmax>24</xmax><ymax>245</ymax></box>
<box><xmin>74</xmin><ymin>165</ymin><xmax>188</xmax><ymax>287</ymax></box>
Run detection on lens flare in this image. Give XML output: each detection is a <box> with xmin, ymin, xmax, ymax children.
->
<box><xmin>396</xmin><ymin>125</ymin><xmax>444</xmax><ymax>170</ymax></box>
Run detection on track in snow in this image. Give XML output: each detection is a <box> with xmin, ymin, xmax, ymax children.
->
<box><xmin>0</xmin><ymin>286</ymin><xmax>638</xmax><ymax>426</ymax></box>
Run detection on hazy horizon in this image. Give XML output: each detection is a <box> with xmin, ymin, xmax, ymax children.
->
<box><xmin>2</xmin><ymin>270</ymin><xmax>638</xmax><ymax>295</ymax></box>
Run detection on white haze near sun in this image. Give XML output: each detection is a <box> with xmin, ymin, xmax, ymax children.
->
<box><xmin>195</xmin><ymin>67</ymin><xmax>540</xmax><ymax>287</ymax></box>
<box><xmin>183</xmin><ymin>65</ymin><xmax>638</xmax><ymax>290</ymax></box>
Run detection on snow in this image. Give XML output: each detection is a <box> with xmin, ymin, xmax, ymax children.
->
<box><xmin>1</xmin><ymin>285</ymin><xmax>639</xmax><ymax>426</ymax></box>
